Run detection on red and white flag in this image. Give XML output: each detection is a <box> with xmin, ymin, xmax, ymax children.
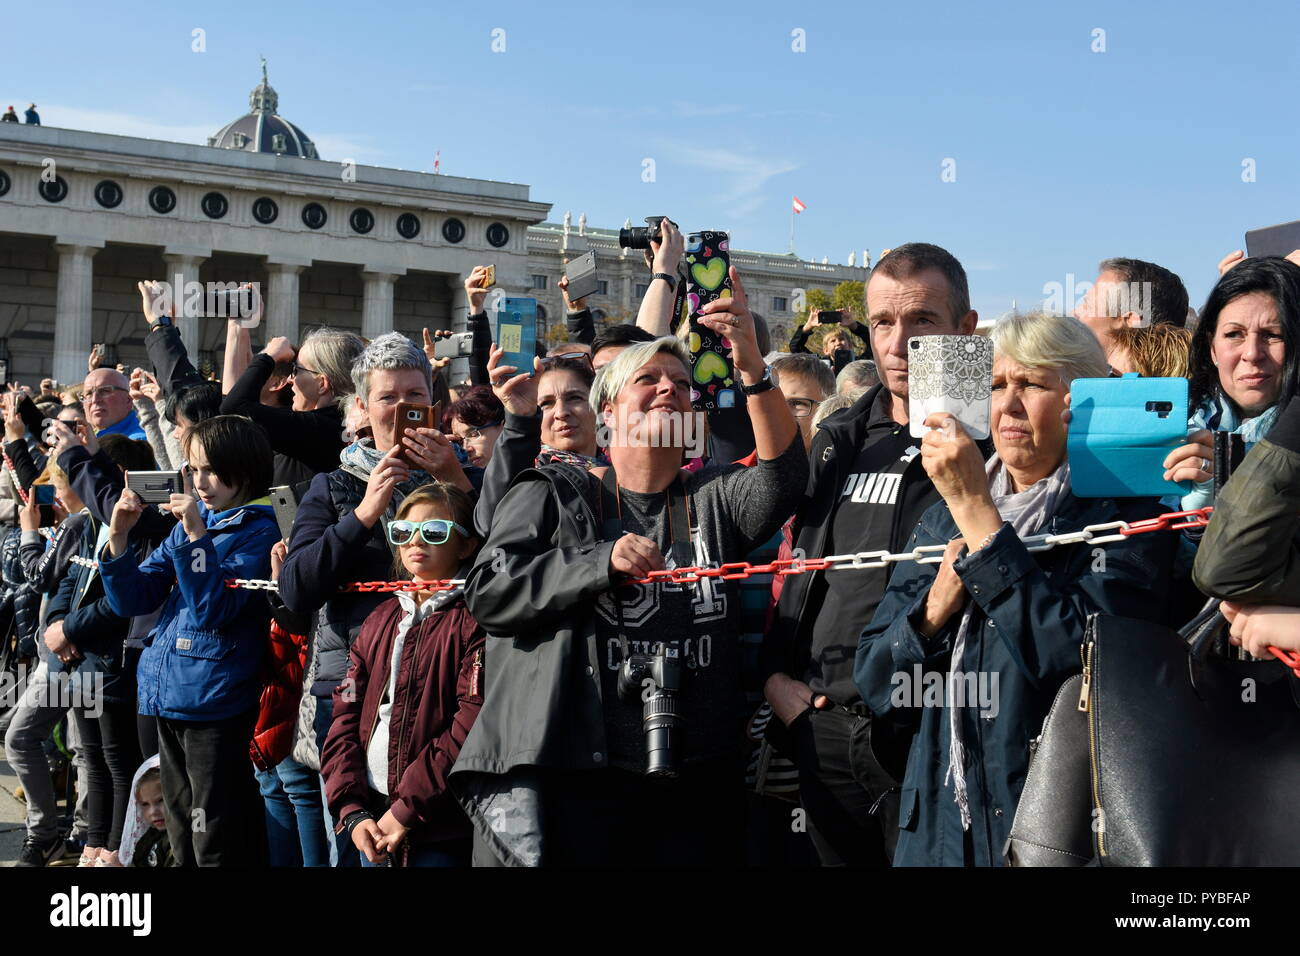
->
<box><xmin>792</xmin><ymin>195</ymin><xmax>807</xmax><ymax>214</ymax></box>
<box><xmin>433</xmin><ymin>150</ymin><xmax>441</xmax><ymax>174</ymax></box>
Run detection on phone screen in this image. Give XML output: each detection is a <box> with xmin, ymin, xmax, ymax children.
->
<box><xmin>496</xmin><ymin>298</ymin><xmax>537</xmax><ymax>376</ymax></box>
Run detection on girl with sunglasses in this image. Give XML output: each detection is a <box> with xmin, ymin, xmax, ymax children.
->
<box><xmin>320</xmin><ymin>482</ymin><xmax>485</xmax><ymax>867</ymax></box>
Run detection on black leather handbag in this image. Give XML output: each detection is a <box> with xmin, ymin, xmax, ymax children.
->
<box><xmin>1006</xmin><ymin>610</ymin><xmax>1300</xmax><ymax>866</ymax></box>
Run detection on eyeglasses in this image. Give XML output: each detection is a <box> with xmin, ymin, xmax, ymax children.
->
<box><xmin>386</xmin><ymin>518</ymin><xmax>468</xmax><ymax>546</ymax></box>
<box><xmin>452</xmin><ymin>421</ymin><xmax>504</xmax><ymax>443</ymax></box>
<box><xmin>83</xmin><ymin>386</ymin><xmax>128</xmax><ymax>403</ymax></box>
<box><xmin>787</xmin><ymin>398</ymin><xmax>817</xmax><ymax>419</ymax></box>
<box><xmin>291</xmin><ymin>362</ymin><xmax>319</xmax><ymax>377</ymax></box>
<box><xmin>539</xmin><ymin>352</ymin><xmax>593</xmax><ymax>369</ymax></box>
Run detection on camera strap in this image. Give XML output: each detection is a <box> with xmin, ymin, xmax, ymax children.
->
<box><xmin>597</xmin><ymin>464</ymin><xmax>695</xmax><ymax>659</ymax></box>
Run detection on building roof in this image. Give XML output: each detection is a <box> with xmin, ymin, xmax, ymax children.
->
<box><xmin>208</xmin><ymin>61</ymin><xmax>319</xmax><ymax>160</ymax></box>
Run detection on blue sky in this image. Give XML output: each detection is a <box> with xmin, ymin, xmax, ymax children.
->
<box><xmin>5</xmin><ymin>0</ymin><xmax>1300</xmax><ymax>319</ymax></box>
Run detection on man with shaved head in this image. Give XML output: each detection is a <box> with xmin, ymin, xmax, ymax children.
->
<box><xmin>82</xmin><ymin>367</ymin><xmax>146</xmax><ymax>440</ymax></box>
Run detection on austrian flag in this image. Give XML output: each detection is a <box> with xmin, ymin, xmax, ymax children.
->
<box><xmin>792</xmin><ymin>196</ymin><xmax>807</xmax><ymax>214</ymax></box>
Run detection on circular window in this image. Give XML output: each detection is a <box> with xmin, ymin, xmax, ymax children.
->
<box><xmin>93</xmin><ymin>180</ymin><xmax>123</xmax><ymax>208</ymax></box>
<box><xmin>200</xmin><ymin>191</ymin><xmax>228</xmax><ymax>219</ymax></box>
<box><xmin>252</xmin><ymin>196</ymin><xmax>279</xmax><ymax>224</ymax></box>
<box><xmin>441</xmin><ymin>217</ymin><xmax>464</xmax><ymax>244</ymax></box>
<box><xmin>397</xmin><ymin>212</ymin><xmax>422</xmax><ymax>240</ymax></box>
<box><xmin>486</xmin><ymin>222</ymin><xmax>510</xmax><ymax>248</ymax></box>
<box><xmin>148</xmin><ymin>186</ymin><xmax>176</xmax><ymax>214</ymax></box>
<box><xmin>0</xmin><ymin>170</ymin><xmax>10</xmax><ymax>198</ymax></box>
<box><xmin>349</xmin><ymin>208</ymin><xmax>374</xmax><ymax>235</ymax></box>
<box><xmin>302</xmin><ymin>202</ymin><xmax>327</xmax><ymax>230</ymax></box>
<box><xmin>39</xmin><ymin>176</ymin><xmax>69</xmax><ymax>204</ymax></box>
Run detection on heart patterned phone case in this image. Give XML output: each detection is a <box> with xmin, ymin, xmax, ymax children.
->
<box><xmin>685</xmin><ymin>230</ymin><xmax>736</xmax><ymax>411</ymax></box>
<box><xmin>907</xmin><ymin>335</ymin><xmax>994</xmax><ymax>440</ymax></box>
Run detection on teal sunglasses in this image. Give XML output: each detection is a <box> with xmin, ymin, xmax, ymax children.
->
<box><xmin>386</xmin><ymin>518</ymin><xmax>468</xmax><ymax>547</ymax></box>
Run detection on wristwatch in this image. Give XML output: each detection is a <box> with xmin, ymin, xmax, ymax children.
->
<box><xmin>652</xmin><ymin>272</ymin><xmax>678</xmax><ymax>291</ymax></box>
<box><xmin>741</xmin><ymin>365</ymin><xmax>776</xmax><ymax>396</ymax></box>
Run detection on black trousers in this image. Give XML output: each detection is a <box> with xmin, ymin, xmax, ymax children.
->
<box><xmin>539</xmin><ymin>762</ymin><xmax>746</xmax><ymax>867</ymax></box>
<box><xmin>157</xmin><ymin>709</ymin><xmax>266</xmax><ymax>867</ymax></box>
<box><xmin>789</xmin><ymin>706</ymin><xmax>903</xmax><ymax>867</ymax></box>
<box><xmin>73</xmin><ymin>700</ymin><xmax>142</xmax><ymax>851</ymax></box>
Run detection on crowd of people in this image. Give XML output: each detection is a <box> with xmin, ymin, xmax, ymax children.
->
<box><xmin>0</xmin><ymin>229</ymin><xmax>1296</xmax><ymax>868</ymax></box>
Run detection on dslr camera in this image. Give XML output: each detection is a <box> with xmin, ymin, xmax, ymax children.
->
<box><xmin>616</xmin><ymin>641</ymin><xmax>685</xmax><ymax>777</ymax></box>
<box><xmin>618</xmin><ymin>216</ymin><xmax>672</xmax><ymax>251</ymax></box>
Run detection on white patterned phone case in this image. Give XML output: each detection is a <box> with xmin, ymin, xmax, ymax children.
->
<box><xmin>907</xmin><ymin>335</ymin><xmax>994</xmax><ymax>440</ymax></box>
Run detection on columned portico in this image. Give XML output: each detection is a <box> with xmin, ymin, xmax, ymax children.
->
<box><xmin>53</xmin><ymin>240</ymin><xmax>103</xmax><ymax>385</ymax></box>
<box><xmin>266</xmin><ymin>259</ymin><xmax>309</xmax><ymax>342</ymax></box>
<box><xmin>361</xmin><ymin>269</ymin><xmax>402</xmax><ymax>340</ymax></box>
<box><xmin>161</xmin><ymin>249</ymin><xmax>209</xmax><ymax>351</ymax></box>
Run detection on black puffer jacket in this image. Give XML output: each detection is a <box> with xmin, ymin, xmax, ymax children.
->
<box><xmin>1</xmin><ymin>528</ymin><xmax>41</xmax><ymax>658</ymax></box>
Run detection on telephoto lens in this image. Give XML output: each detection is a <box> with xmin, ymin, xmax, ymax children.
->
<box><xmin>617</xmin><ymin>216</ymin><xmax>668</xmax><ymax>251</ymax></box>
<box><xmin>616</xmin><ymin>642</ymin><xmax>685</xmax><ymax>777</ymax></box>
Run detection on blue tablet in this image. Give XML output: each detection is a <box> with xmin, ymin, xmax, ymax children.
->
<box><xmin>1068</xmin><ymin>375</ymin><xmax>1194</xmax><ymax>498</ymax></box>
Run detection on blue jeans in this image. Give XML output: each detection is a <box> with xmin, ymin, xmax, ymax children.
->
<box><xmin>360</xmin><ymin>841</ymin><xmax>471</xmax><ymax>867</ymax></box>
<box><xmin>313</xmin><ymin>692</ymin><xmax>360</xmax><ymax>868</ymax></box>
<box><xmin>256</xmin><ymin>755</ymin><xmax>330</xmax><ymax>867</ymax></box>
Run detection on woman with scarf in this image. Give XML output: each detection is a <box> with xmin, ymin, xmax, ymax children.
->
<box><xmin>472</xmin><ymin>349</ymin><xmax>602</xmax><ymax>537</ymax></box>
<box><xmin>854</xmin><ymin>313</ymin><xmax>1177</xmax><ymax>867</ymax></box>
<box><xmin>278</xmin><ymin>332</ymin><xmax>470</xmax><ymax>864</ymax></box>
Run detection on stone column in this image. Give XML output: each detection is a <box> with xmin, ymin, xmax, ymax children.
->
<box><xmin>447</xmin><ymin>275</ymin><xmax>470</xmax><ymax>332</ymax></box>
<box><xmin>161</xmin><ymin>251</ymin><xmax>207</xmax><ymax>353</ymax></box>
<box><xmin>265</xmin><ymin>261</ymin><xmax>306</xmax><ymax>343</ymax></box>
<box><xmin>361</xmin><ymin>271</ymin><xmax>398</xmax><ymax>340</ymax></box>
<box><xmin>53</xmin><ymin>242</ymin><xmax>102</xmax><ymax>386</ymax></box>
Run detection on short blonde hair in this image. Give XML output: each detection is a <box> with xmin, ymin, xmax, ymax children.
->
<box><xmin>1107</xmin><ymin>324</ymin><xmax>1192</xmax><ymax>379</ymax></box>
<box><xmin>990</xmin><ymin>312</ymin><xmax>1107</xmax><ymax>385</ymax></box>
<box><xmin>589</xmin><ymin>336</ymin><xmax>691</xmax><ymax>414</ymax></box>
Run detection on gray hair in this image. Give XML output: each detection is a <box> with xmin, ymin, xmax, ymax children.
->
<box><xmin>771</xmin><ymin>353</ymin><xmax>835</xmax><ymax>397</ymax></box>
<box><xmin>590</xmin><ymin>336</ymin><xmax>691</xmax><ymax>413</ymax></box>
<box><xmin>351</xmin><ymin>332</ymin><xmax>433</xmax><ymax>404</ymax></box>
<box><xmin>990</xmin><ymin>312</ymin><xmax>1108</xmax><ymax>386</ymax></box>
<box><xmin>836</xmin><ymin>359</ymin><xmax>879</xmax><ymax>397</ymax></box>
<box><xmin>812</xmin><ymin>392</ymin><xmax>855</xmax><ymax>428</ymax></box>
<box><xmin>300</xmin><ymin>327</ymin><xmax>365</xmax><ymax>397</ymax></box>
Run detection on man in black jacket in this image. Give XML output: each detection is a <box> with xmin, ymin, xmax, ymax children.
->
<box><xmin>759</xmin><ymin>242</ymin><xmax>981</xmax><ymax>867</ymax></box>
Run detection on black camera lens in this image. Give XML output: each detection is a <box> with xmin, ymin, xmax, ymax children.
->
<box><xmin>642</xmin><ymin>691</ymin><xmax>682</xmax><ymax>778</ymax></box>
<box><xmin>619</xmin><ymin>226</ymin><xmax>651</xmax><ymax>251</ymax></box>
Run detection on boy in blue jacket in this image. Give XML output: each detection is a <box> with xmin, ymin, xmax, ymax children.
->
<box><xmin>100</xmin><ymin>416</ymin><xmax>280</xmax><ymax>867</ymax></box>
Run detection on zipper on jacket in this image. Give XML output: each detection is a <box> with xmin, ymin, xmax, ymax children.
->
<box><xmin>470</xmin><ymin>647</ymin><xmax>483</xmax><ymax>698</ymax></box>
<box><xmin>392</xmin><ymin>619</ymin><xmax>423</xmax><ymax>788</ymax></box>
<box><xmin>1077</xmin><ymin>639</ymin><xmax>1093</xmax><ymax>713</ymax></box>
<box><xmin>1080</xmin><ymin>629</ymin><xmax>1107</xmax><ymax>857</ymax></box>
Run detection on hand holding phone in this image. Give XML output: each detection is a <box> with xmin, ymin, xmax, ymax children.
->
<box><xmin>495</xmin><ymin>298</ymin><xmax>538</xmax><ymax>379</ymax></box>
<box><xmin>394</xmin><ymin>402</ymin><xmax>442</xmax><ymax>467</ymax></box>
<box><xmin>1068</xmin><ymin>375</ymin><xmax>1193</xmax><ymax>498</ymax></box>
<box><xmin>685</xmin><ymin>230</ymin><xmax>737</xmax><ymax>410</ymax></box>
<box><xmin>908</xmin><ymin>336</ymin><xmax>993</xmax><ymax>441</ymax></box>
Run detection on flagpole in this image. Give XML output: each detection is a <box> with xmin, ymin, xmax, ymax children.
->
<box><xmin>789</xmin><ymin>204</ymin><xmax>795</xmax><ymax>256</ymax></box>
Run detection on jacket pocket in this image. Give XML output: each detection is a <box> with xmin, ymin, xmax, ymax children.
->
<box><xmin>172</xmin><ymin>627</ymin><xmax>234</xmax><ymax>661</ymax></box>
<box><xmin>898</xmin><ymin>786</ymin><xmax>920</xmax><ymax>832</ymax></box>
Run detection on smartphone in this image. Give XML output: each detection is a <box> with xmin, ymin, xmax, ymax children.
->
<box><xmin>908</xmin><ymin>336</ymin><xmax>993</xmax><ymax>440</ymax></box>
<box><xmin>818</xmin><ymin>310</ymin><xmax>844</xmax><ymax>324</ymax></box>
<box><xmin>1245</xmin><ymin>219</ymin><xmax>1300</xmax><ymax>260</ymax></box>
<box><xmin>433</xmin><ymin>332</ymin><xmax>474</xmax><ymax>360</ymax></box>
<box><xmin>1068</xmin><ymin>375</ymin><xmax>1192</xmax><ymax>498</ymax></box>
<box><xmin>33</xmin><ymin>484</ymin><xmax>56</xmax><ymax>506</ymax></box>
<box><xmin>394</xmin><ymin>401</ymin><xmax>442</xmax><ymax>467</ymax></box>
<box><xmin>269</xmin><ymin>485</ymin><xmax>299</xmax><ymax>541</ymax></box>
<box><xmin>495</xmin><ymin>298</ymin><xmax>538</xmax><ymax>378</ymax></box>
<box><xmin>125</xmin><ymin>469</ymin><xmax>185</xmax><ymax>504</ymax></box>
<box><xmin>685</xmin><ymin>230</ymin><xmax>737</xmax><ymax>411</ymax></box>
<box><xmin>479</xmin><ymin>265</ymin><xmax>496</xmax><ymax>289</ymax></box>
<box><xmin>564</xmin><ymin>251</ymin><xmax>599</xmax><ymax>301</ymax></box>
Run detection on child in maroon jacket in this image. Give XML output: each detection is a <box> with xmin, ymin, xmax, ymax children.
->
<box><xmin>321</xmin><ymin>482</ymin><xmax>485</xmax><ymax>867</ymax></box>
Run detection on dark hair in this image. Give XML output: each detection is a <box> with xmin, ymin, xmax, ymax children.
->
<box><xmin>448</xmin><ymin>387</ymin><xmax>505</xmax><ymax>429</ymax></box>
<box><xmin>99</xmin><ymin>435</ymin><xmax>157</xmax><ymax>472</ymax></box>
<box><xmin>750</xmin><ymin>310</ymin><xmax>772</xmax><ymax>356</ymax></box>
<box><xmin>538</xmin><ymin>357</ymin><xmax>595</xmax><ymax>390</ymax></box>
<box><xmin>391</xmin><ymin>481</ymin><xmax>479</xmax><ymax>576</ymax></box>
<box><xmin>591</xmin><ymin>323</ymin><xmax>656</xmax><ymax>357</ymax></box>
<box><xmin>181</xmin><ymin>415</ymin><xmax>273</xmax><ymax>504</ymax></box>
<box><xmin>34</xmin><ymin>400</ymin><xmax>61</xmax><ymax>421</ymax></box>
<box><xmin>870</xmin><ymin>242</ymin><xmax>971</xmax><ymax>327</ymax></box>
<box><xmin>164</xmin><ymin>382</ymin><xmax>222</xmax><ymax>428</ymax></box>
<box><xmin>1189</xmin><ymin>256</ymin><xmax>1300</xmax><ymax>412</ymax></box>
<box><xmin>1099</xmin><ymin>257</ymin><xmax>1190</xmax><ymax>328</ymax></box>
<box><xmin>57</xmin><ymin>402</ymin><xmax>84</xmax><ymax>419</ymax></box>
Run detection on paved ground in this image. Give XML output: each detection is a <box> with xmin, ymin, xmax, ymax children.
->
<box><xmin>0</xmin><ymin>755</ymin><xmax>81</xmax><ymax>867</ymax></box>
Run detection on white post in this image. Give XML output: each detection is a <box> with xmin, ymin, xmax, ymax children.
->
<box><xmin>53</xmin><ymin>242</ymin><xmax>102</xmax><ymax>386</ymax></box>
<box><xmin>361</xmin><ymin>271</ymin><xmax>398</xmax><ymax>340</ymax></box>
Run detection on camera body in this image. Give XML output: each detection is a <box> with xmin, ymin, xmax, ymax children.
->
<box><xmin>125</xmin><ymin>469</ymin><xmax>185</xmax><ymax>504</ymax></box>
<box><xmin>618</xmin><ymin>216</ymin><xmax>670</xmax><ymax>251</ymax></box>
<box><xmin>616</xmin><ymin>642</ymin><xmax>684</xmax><ymax>777</ymax></box>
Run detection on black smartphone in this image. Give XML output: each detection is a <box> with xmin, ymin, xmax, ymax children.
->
<box><xmin>818</xmin><ymin>310</ymin><xmax>844</xmax><ymax>324</ymax></box>
<box><xmin>33</xmin><ymin>484</ymin><xmax>56</xmax><ymax>506</ymax></box>
<box><xmin>1245</xmin><ymin>220</ymin><xmax>1300</xmax><ymax>259</ymax></box>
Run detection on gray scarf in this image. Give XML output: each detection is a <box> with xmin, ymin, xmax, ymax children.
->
<box><xmin>945</xmin><ymin>454</ymin><xmax>1071</xmax><ymax>830</ymax></box>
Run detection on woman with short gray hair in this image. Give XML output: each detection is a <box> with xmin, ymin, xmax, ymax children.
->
<box><xmin>855</xmin><ymin>312</ymin><xmax>1176</xmax><ymax>866</ymax></box>
<box><xmin>220</xmin><ymin>324</ymin><xmax>367</xmax><ymax>485</ymax></box>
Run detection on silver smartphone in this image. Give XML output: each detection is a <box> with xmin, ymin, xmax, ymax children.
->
<box><xmin>125</xmin><ymin>469</ymin><xmax>185</xmax><ymax>504</ymax></box>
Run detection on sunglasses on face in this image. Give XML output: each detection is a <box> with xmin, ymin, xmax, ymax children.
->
<box><xmin>291</xmin><ymin>361</ymin><xmax>319</xmax><ymax>378</ymax></box>
<box><xmin>386</xmin><ymin>518</ymin><xmax>468</xmax><ymax>546</ymax></box>
<box><xmin>539</xmin><ymin>352</ymin><xmax>593</xmax><ymax>370</ymax></box>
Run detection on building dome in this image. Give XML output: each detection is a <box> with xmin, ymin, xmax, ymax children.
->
<box><xmin>208</xmin><ymin>61</ymin><xmax>320</xmax><ymax>160</ymax></box>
